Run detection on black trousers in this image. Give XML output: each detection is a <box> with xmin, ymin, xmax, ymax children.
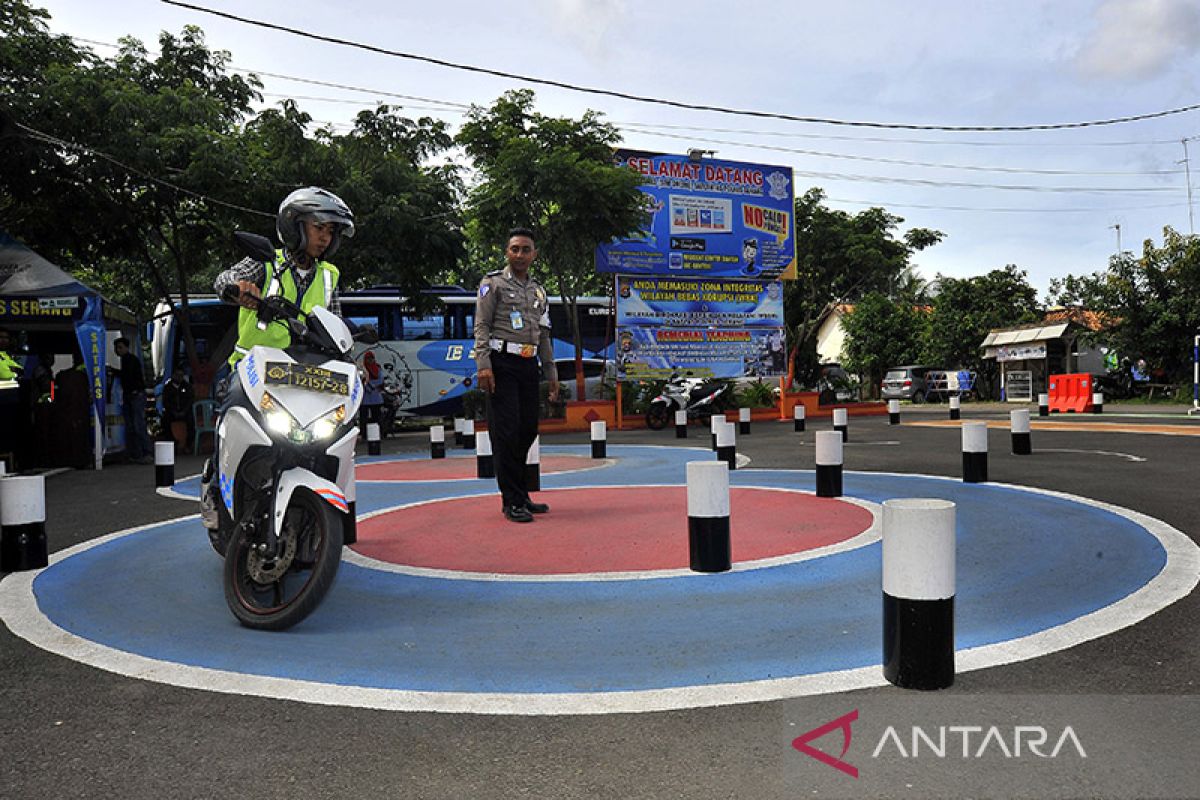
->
<box><xmin>488</xmin><ymin>351</ymin><xmax>541</xmax><ymax>508</ymax></box>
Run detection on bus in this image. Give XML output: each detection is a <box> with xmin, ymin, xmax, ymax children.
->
<box><xmin>149</xmin><ymin>287</ymin><xmax>615</xmax><ymax>417</ymax></box>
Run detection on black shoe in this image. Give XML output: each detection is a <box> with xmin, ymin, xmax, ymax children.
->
<box><xmin>503</xmin><ymin>504</ymin><xmax>534</xmax><ymax>523</ymax></box>
<box><xmin>524</xmin><ymin>501</ymin><xmax>550</xmax><ymax>514</ymax></box>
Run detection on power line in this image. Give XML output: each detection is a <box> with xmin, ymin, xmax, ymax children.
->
<box><xmin>160</xmin><ymin>0</ymin><xmax>1200</xmax><ymax>133</ymax></box>
<box><xmin>14</xmin><ymin>121</ymin><xmax>274</xmax><ymax>218</ymax></box>
<box><xmin>826</xmin><ymin>197</ymin><xmax>1187</xmax><ymax>214</ymax></box>
<box><xmin>70</xmin><ymin>35</ymin><xmax>1187</xmax><ymax>152</ymax></box>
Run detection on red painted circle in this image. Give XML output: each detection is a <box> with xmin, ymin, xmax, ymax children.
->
<box><xmin>356</xmin><ymin>455</ymin><xmax>602</xmax><ymax>482</ymax></box>
<box><xmin>352</xmin><ymin>487</ymin><xmax>872</xmax><ymax>574</ymax></box>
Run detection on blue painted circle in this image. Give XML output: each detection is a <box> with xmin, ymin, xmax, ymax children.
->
<box><xmin>29</xmin><ymin>447</ymin><xmax>1168</xmax><ymax>695</ymax></box>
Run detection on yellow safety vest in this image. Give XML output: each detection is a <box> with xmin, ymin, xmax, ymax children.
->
<box><xmin>229</xmin><ymin>251</ymin><xmax>339</xmax><ymax>367</ymax></box>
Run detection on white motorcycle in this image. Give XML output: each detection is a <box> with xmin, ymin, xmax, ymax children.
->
<box><xmin>645</xmin><ymin>372</ymin><xmax>728</xmax><ymax>430</ymax></box>
<box><xmin>200</xmin><ymin>232</ymin><xmax>375</xmax><ymax>631</ymax></box>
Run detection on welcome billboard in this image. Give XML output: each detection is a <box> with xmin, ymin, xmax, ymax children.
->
<box><xmin>596</xmin><ymin>150</ymin><xmax>796</xmax><ymax>280</ymax></box>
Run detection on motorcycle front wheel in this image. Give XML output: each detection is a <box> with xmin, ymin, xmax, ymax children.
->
<box><xmin>646</xmin><ymin>402</ymin><xmax>671</xmax><ymax>430</ymax></box>
<box><xmin>223</xmin><ymin>488</ymin><xmax>343</xmax><ymax>631</ymax></box>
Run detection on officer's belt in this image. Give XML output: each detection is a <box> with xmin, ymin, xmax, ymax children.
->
<box><xmin>489</xmin><ymin>339</ymin><xmax>537</xmax><ymax>358</ymax></box>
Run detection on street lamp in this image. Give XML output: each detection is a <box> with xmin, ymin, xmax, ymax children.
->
<box><xmin>1109</xmin><ymin>223</ymin><xmax>1121</xmax><ymax>257</ymax></box>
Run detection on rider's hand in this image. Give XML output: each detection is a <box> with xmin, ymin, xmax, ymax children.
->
<box><xmin>236</xmin><ymin>280</ymin><xmax>261</xmax><ymax>309</ymax></box>
<box><xmin>477</xmin><ymin>368</ymin><xmax>495</xmax><ymax>394</ymax></box>
<box><xmin>548</xmin><ymin>378</ymin><xmax>560</xmax><ymax>403</ymax></box>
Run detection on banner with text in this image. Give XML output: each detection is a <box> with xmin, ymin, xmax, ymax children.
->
<box><xmin>615</xmin><ymin>326</ymin><xmax>787</xmax><ymax>381</ymax></box>
<box><xmin>616</xmin><ymin>275</ymin><xmax>784</xmax><ymax>329</ymax></box>
<box><xmin>596</xmin><ymin>150</ymin><xmax>796</xmax><ymax>280</ymax></box>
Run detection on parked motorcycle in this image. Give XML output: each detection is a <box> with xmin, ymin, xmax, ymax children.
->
<box><xmin>645</xmin><ymin>372</ymin><xmax>728</xmax><ymax>430</ymax></box>
<box><xmin>199</xmin><ymin>231</ymin><xmax>376</xmax><ymax>631</ymax></box>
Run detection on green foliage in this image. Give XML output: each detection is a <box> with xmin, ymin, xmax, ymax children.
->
<box><xmin>840</xmin><ymin>293</ymin><xmax>927</xmax><ymax>396</ymax></box>
<box><xmin>922</xmin><ymin>265</ymin><xmax>1040</xmax><ymax>398</ymax></box>
<box><xmin>1050</xmin><ymin>227</ymin><xmax>1200</xmax><ymax>383</ymax></box>
<box><xmin>734</xmin><ymin>380</ymin><xmax>777</xmax><ymax>408</ymax></box>
<box><xmin>456</xmin><ymin>89</ymin><xmax>645</xmax><ymax>360</ymax></box>
<box><xmin>784</xmin><ymin>188</ymin><xmax>942</xmax><ymax>385</ymax></box>
<box><xmin>1</xmin><ymin>1</ymin><xmax>463</xmax><ymax>346</ymax></box>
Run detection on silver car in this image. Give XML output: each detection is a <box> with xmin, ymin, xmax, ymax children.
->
<box><xmin>881</xmin><ymin>365</ymin><xmax>935</xmax><ymax>402</ymax></box>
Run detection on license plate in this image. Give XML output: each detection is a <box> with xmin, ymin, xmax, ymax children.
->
<box><xmin>264</xmin><ymin>362</ymin><xmax>349</xmax><ymax>395</ymax></box>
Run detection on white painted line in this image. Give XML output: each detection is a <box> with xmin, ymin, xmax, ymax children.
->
<box><xmin>1038</xmin><ymin>448</ymin><xmax>1147</xmax><ymax>462</ymax></box>
<box><xmin>1</xmin><ymin>476</ymin><xmax>1195</xmax><ymax>716</ymax></box>
<box><xmin>156</xmin><ymin>473</ymin><xmax>202</xmax><ymax>501</ymax></box>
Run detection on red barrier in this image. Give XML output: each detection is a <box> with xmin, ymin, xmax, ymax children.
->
<box><xmin>1048</xmin><ymin>373</ymin><xmax>1094</xmax><ymax>413</ymax></box>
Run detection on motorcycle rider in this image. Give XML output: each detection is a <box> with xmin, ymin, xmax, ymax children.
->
<box><xmin>214</xmin><ymin>187</ymin><xmax>354</xmax><ymax>366</ymax></box>
<box><xmin>202</xmin><ymin>187</ymin><xmax>355</xmax><ymax>526</ymax></box>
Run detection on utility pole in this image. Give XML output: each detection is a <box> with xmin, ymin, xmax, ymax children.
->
<box><xmin>1110</xmin><ymin>223</ymin><xmax>1121</xmax><ymax>257</ymax></box>
<box><xmin>1182</xmin><ymin>138</ymin><xmax>1196</xmax><ymax>236</ymax></box>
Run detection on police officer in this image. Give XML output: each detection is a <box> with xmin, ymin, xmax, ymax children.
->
<box><xmin>474</xmin><ymin>228</ymin><xmax>560</xmax><ymax>523</ymax></box>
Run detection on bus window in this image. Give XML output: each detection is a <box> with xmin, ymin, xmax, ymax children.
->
<box><xmin>401</xmin><ymin>311</ymin><xmax>448</xmax><ymax>341</ymax></box>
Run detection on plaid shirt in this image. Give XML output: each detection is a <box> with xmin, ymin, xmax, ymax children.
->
<box><xmin>213</xmin><ymin>254</ymin><xmax>341</xmax><ymax>317</ymax></box>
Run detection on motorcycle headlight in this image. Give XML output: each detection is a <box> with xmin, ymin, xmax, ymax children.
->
<box><xmin>309</xmin><ymin>404</ymin><xmax>346</xmax><ymax>441</ymax></box>
<box><xmin>260</xmin><ymin>392</ymin><xmax>299</xmax><ymax>437</ymax></box>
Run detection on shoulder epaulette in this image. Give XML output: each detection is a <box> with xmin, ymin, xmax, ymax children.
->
<box><xmin>485</xmin><ymin>269</ymin><xmax>504</xmax><ymax>277</ymax></box>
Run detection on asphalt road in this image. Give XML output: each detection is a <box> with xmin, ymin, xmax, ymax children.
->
<box><xmin>2</xmin><ymin>402</ymin><xmax>1197</xmax><ymax>800</ymax></box>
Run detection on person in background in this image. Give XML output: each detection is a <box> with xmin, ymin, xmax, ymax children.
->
<box><xmin>112</xmin><ymin>337</ymin><xmax>153</xmax><ymax>464</ymax></box>
<box><xmin>161</xmin><ymin>366</ymin><xmax>196</xmax><ymax>453</ymax></box>
<box><xmin>359</xmin><ymin>350</ymin><xmax>384</xmax><ymax>436</ymax></box>
<box><xmin>53</xmin><ymin>351</ymin><xmax>92</xmax><ymax>469</ymax></box>
<box><xmin>0</xmin><ymin>327</ymin><xmax>26</xmax><ymax>468</ymax></box>
<box><xmin>0</xmin><ymin>326</ymin><xmax>22</xmax><ymax>384</ymax></box>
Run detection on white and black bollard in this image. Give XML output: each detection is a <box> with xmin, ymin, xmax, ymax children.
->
<box><xmin>716</xmin><ymin>421</ymin><xmax>737</xmax><ymax>471</ymax></box>
<box><xmin>815</xmin><ymin>430</ymin><xmax>843</xmax><ymax>498</ymax></box>
<box><xmin>462</xmin><ymin>418</ymin><xmax>476</xmax><ymax>450</ymax></box>
<box><xmin>675</xmin><ymin>409</ymin><xmax>688</xmax><ymax>439</ymax></box>
<box><xmin>949</xmin><ymin>395</ymin><xmax>961</xmax><ymax>421</ymax></box>
<box><xmin>1010</xmin><ymin>408</ymin><xmax>1032</xmax><ymax>455</ymax></box>
<box><xmin>832</xmin><ymin>407</ymin><xmax>848</xmax><ymax>442</ymax></box>
<box><xmin>525</xmin><ymin>436</ymin><xmax>541</xmax><ymax>492</ymax></box>
<box><xmin>430</xmin><ymin>424</ymin><xmax>446</xmax><ymax>459</ymax></box>
<box><xmin>739</xmin><ymin>407</ymin><xmax>751</xmax><ymax>435</ymax></box>
<box><xmin>476</xmin><ymin>430</ymin><xmax>494</xmax><ymax>478</ymax></box>
<box><xmin>710</xmin><ymin>413</ymin><xmax>725</xmax><ymax>451</ymax></box>
<box><xmin>367</xmin><ymin>422</ymin><xmax>382</xmax><ymax>456</ymax></box>
<box><xmin>793</xmin><ymin>404</ymin><xmax>806</xmax><ymax>432</ymax></box>
<box><xmin>887</xmin><ymin>399</ymin><xmax>900</xmax><ymax>425</ymax></box>
<box><xmin>961</xmin><ymin>421</ymin><xmax>988</xmax><ymax>483</ymax></box>
<box><xmin>1038</xmin><ymin>393</ymin><xmax>1049</xmax><ymax>417</ymax></box>
<box><xmin>882</xmin><ymin>497</ymin><xmax>956</xmax><ymax>690</ymax></box>
<box><xmin>453</xmin><ymin>417</ymin><xmax>464</xmax><ymax>447</ymax></box>
<box><xmin>1092</xmin><ymin>392</ymin><xmax>1104</xmax><ymax>414</ymax></box>
<box><xmin>686</xmin><ymin>461</ymin><xmax>731</xmax><ymax>573</ymax></box>
<box><xmin>154</xmin><ymin>441</ymin><xmax>175</xmax><ymax>487</ymax></box>
<box><xmin>0</xmin><ymin>475</ymin><xmax>48</xmax><ymax>572</ymax></box>
<box><xmin>590</xmin><ymin>420</ymin><xmax>607</xmax><ymax>458</ymax></box>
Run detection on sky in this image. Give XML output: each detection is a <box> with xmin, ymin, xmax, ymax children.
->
<box><xmin>32</xmin><ymin>0</ymin><xmax>1200</xmax><ymax>298</ymax></box>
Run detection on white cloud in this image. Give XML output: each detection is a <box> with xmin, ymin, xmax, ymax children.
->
<box><xmin>537</xmin><ymin>0</ymin><xmax>629</xmax><ymax>61</ymax></box>
<box><xmin>1073</xmin><ymin>0</ymin><xmax>1200</xmax><ymax>81</ymax></box>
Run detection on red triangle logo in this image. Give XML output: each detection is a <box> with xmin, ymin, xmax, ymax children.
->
<box><xmin>792</xmin><ymin>709</ymin><xmax>859</xmax><ymax>778</ymax></box>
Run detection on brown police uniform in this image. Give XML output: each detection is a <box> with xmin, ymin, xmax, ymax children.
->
<box><xmin>473</xmin><ymin>267</ymin><xmax>554</xmax><ymax>513</ymax></box>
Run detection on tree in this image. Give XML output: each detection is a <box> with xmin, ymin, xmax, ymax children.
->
<box><xmin>923</xmin><ymin>265</ymin><xmax>1041</xmax><ymax>398</ymax></box>
<box><xmin>784</xmin><ymin>188</ymin><xmax>942</xmax><ymax>387</ymax></box>
<box><xmin>840</xmin><ymin>293</ymin><xmax>928</xmax><ymax>397</ymax></box>
<box><xmin>456</xmin><ymin>89</ymin><xmax>645</xmax><ymax>399</ymax></box>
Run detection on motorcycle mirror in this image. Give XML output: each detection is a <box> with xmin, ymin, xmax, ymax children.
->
<box><xmin>233</xmin><ymin>231</ymin><xmax>276</xmax><ymax>263</ymax></box>
<box><xmin>353</xmin><ymin>326</ymin><xmax>380</xmax><ymax>345</ymax></box>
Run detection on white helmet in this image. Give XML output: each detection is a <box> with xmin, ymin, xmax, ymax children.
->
<box><xmin>277</xmin><ymin>187</ymin><xmax>355</xmax><ymax>258</ymax></box>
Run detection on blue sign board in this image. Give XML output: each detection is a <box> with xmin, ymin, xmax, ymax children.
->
<box><xmin>596</xmin><ymin>150</ymin><xmax>796</xmax><ymax>279</ymax></box>
<box><xmin>616</xmin><ymin>275</ymin><xmax>784</xmax><ymax>329</ymax></box>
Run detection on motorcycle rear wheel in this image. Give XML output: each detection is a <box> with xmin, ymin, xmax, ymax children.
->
<box><xmin>646</xmin><ymin>402</ymin><xmax>671</xmax><ymax>430</ymax></box>
<box><xmin>223</xmin><ymin>488</ymin><xmax>343</xmax><ymax>631</ymax></box>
